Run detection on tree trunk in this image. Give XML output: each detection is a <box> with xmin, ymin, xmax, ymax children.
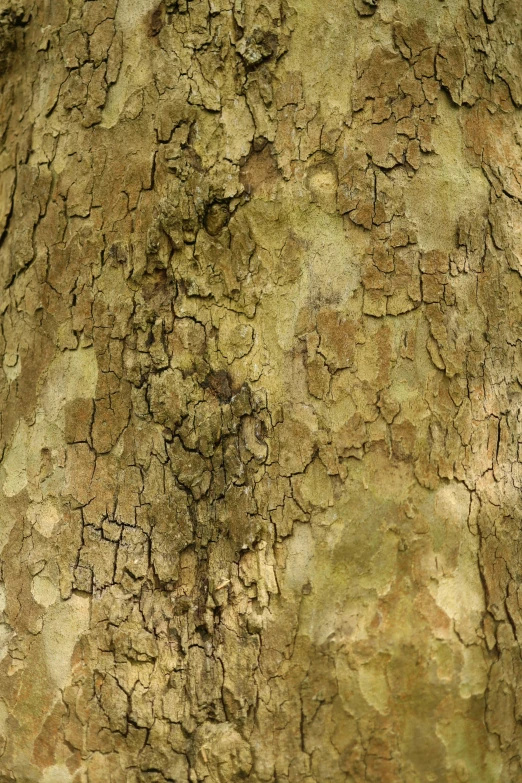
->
<box><xmin>1</xmin><ymin>0</ymin><xmax>522</xmax><ymax>780</ymax></box>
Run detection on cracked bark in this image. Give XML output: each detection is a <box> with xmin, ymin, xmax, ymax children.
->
<box><xmin>1</xmin><ymin>0</ymin><xmax>522</xmax><ymax>781</ymax></box>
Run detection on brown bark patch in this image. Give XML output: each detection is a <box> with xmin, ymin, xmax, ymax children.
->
<box><xmin>147</xmin><ymin>2</ymin><xmax>165</xmax><ymax>38</ymax></box>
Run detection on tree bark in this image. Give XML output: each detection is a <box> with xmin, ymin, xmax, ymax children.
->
<box><xmin>1</xmin><ymin>0</ymin><xmax>522</xmax><ymax>780</ymax></box>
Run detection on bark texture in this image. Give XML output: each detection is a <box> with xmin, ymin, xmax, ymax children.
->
<box><xmin>1</xmin><ymin>0</ymin><xmax>522</xmax><ymax>780</ymax></box>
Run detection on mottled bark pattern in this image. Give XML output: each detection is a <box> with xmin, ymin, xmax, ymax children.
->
<box><xmin>1</xmin><ymin>0</ymin><xmax>522</xmax><ymax>781</ymax></box>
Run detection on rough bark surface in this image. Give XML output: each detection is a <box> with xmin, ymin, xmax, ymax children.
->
<box><xmin>1</xmin><ymin>0</ymin><xmax>522</xmax><ymax>780</ymax></box>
